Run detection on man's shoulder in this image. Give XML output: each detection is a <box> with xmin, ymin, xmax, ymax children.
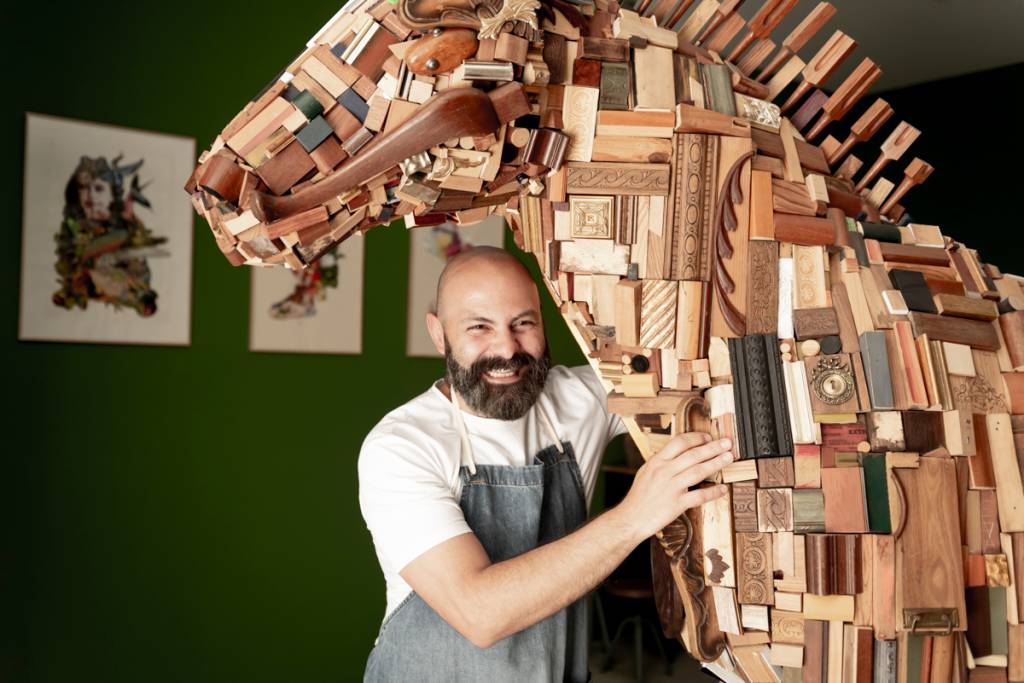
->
<box><xmin>359</xmin><ymin>384</ymin><xmax>454</xmax><ymax>469</ymax></box>
<box><xmin>544</xmin><ymin>364</ymin><xmax>609</xmax><ymax>404</ymax></box>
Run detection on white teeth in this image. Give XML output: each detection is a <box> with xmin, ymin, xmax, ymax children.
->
<box><xmin>486</xmin><ymin>369</ymin><xmax>516</xmax><ymax>377</ymax></box>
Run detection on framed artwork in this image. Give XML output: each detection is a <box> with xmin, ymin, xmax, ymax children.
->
<box><xmin>18</xmin><ymin>113</ymin><xmax>195</xmax><ymax>346</ymax></box>
<box><xmin>406</xmin><ymin>214</ymin><xmax>507</xmax><ymax>357</ymax></box>
<box><xmin>249</xmin><ymin>233</ymin><xmax>364</xmax><ymax>354</ymax></box>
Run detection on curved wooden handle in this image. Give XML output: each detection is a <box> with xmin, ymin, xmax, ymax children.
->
<box><xmin>248</xmin><ymin>87</ymin><xmax>500</xmax><ymax>223</ymax></box>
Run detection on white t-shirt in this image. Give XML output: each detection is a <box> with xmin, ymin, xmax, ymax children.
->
<box><xmin>358</xmin><ymin>364</ymin><xmax>627</xmax><ymax>621</ymax></box>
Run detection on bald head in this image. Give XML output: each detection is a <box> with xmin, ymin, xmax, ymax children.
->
<box><xmin>434</xmin><ymin>246</ymin><xmax>538</xmax><ymax>321</ymax></box>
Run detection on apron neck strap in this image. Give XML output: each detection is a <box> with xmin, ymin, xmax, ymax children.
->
<box><xmin>448</xmin><ymin>384</ymin><xmax>565</xmax><ymax>474</ymax></box>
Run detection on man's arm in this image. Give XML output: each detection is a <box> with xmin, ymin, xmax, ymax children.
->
<box><xmin>400</xmin><ymin>432</ymin><xmax>733</xmax><ymax>648</ymax></box>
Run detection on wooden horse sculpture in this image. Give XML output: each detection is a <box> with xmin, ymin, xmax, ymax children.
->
<box><xmin>186</xmin><ymin>0</ymin><xmax>1024</xmax><ymax>679</ymax></box>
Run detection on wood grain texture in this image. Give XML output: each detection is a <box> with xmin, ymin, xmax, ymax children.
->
<box><xmin>893</xmin><ymin>455</ymin><xmax>968</xmax><ymax>633</ymax></box>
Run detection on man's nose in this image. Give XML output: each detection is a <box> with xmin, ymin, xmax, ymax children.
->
<box><xmin>489</xmin><ymin>328</ymin><xmax>522</xmax><ymax>358</ymax></box>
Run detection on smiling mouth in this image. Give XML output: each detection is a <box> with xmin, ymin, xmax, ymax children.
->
<box><xmin>483</xmin><ymin>366</ymin><xmax>525</xmax><ymax>383</ymax></box>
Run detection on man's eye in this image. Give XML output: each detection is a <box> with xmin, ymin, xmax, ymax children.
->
<box><xmin>469</xmin><ymin>324</ymin><xmax>488</xmax><ymax>331</ymax></box>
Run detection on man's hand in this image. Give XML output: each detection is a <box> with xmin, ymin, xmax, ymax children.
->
<box><xmin>615</xmin><ymin>433</ymin><xmax>733</xmax><ymax>542</ymax></box>
<box><xmin>398</xmin><ymin>432</ymin><xmax>732</xmax><ymax>647</ymax></box>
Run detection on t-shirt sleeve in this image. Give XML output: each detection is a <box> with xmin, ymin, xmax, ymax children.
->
<box><xmin>569</xmin><ymin>364</ymin><xmax>628</xmax><ymax>442</ymax></box>
<box><xmin>358</xmin><ymin>427</ymin><xmax>472</xmax><ymax>573</ymax></box>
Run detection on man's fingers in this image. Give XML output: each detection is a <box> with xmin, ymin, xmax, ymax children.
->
<box><xmin>674</xmin><ymin>451</ymin><xmax>734</xmax><ymax>487</ymax></box>
<box><xmin>680</xmin><ymin>484</ymin><xmax>728</xmax><ymax>510</ymax></box>
<box><xmin>655</xmin><ymin>432</ymin><xmax>712</xmax><ymax>461</ymax></box>
<box><xmin>666</xmin><ymin>437</ymin><xmax>733</xmax><ymax>473</ymax></box>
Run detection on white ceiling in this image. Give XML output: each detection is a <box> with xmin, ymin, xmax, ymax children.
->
<box><xmin>728</xmin><ymin>0</ymin><xmax>1024</xmax><ymax>91</ymax></box>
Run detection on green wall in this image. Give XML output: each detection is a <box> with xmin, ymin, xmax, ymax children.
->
<box><xmin>4</xmin><ymin>1</ymin><xmax>1021</xmax><ymax>679</ymax></box>
<box><xmin>3</xmin><ymin>2</ymin><xmax>591</xmax><ymax>680</ymax></box>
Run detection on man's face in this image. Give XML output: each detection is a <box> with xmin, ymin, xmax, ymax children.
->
<box><xmin>435</xmin><ymin>256</ymin><xmax>550</xmax><ymax>420</ymax></box>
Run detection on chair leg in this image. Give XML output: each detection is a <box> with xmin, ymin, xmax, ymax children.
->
<box><xmin>603</xmin><ymin>618</ymin><xmax>630</xmax><ymax>672</ymax></box>
<box><xmin>592</xmin><ymin>592</ymin><xmax>612</xmax><ymax>656</ymax></box>
<box><xmin>645</xmin><ymin>620</ymin><xmax>672</xmax><ymax>676</ymax></box>
<box><xmin>633</xmin><ymin>618</ymin><xmax>643</xmax><ymax>682</ymax></box>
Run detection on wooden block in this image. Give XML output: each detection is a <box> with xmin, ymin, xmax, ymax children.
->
<box><xmin>893</xmin><ymin>320</ymin><xmax>930</xmax><ymax>409</ymax></box>
<box><xmin>793</xmin><ymin>489</ymin><xmax>825</xmax><ymax>533</ymax></box>
<box><xmin>733</xmin><ymin>481</ymin><xmax>759</xmax><ymax>531</ymax></box>
<box><xmin>619</xmin><ymin>372</ymin><xmax>658</xmax><ymax>397</ymax></box>
<box><xmin>892</xmin><ymin>455</ymin><xmax>967</xmax><ymax>633</ymax></box>
<box><xmin>703</xmin><ymin>486</ymin><xmax>736</xmax><ymax>588</ymax></box>
<box><xmin>935</xmin><ymin>293</ymin><xmax>999</xmax><ymax>321</ymax></box>
<box><xmin>746</xmin><ymin>240</ymin><xmax>780</xmax><ymax>334</ymax></box>
<box><xmin>568</xmin><ymin>195</ymin><xmax>615</xmax><ymax>239</ymax></box>
<box><xmin>562</xmin><ymin>86</ymin><xmax>599</xmax><ymax>162</ymax></box>
<box><xmin>713</xmin><ymin>586</ymin><xmax>742</xmax><ymax>635</ymax></box>
<box><xmin>944</xmin><ymin>341</ymin><xmax>977</xmax><ymax>377</ymax></box>
<box><xmin>494</xmin><ymin>32</ymin><xmax>528</xmax><ymax>65</ymax></box>
<box><xmin>910</xmin><ymin>312</ymin><xmax>1001</xmax><ymax>352</ymax></box>
<box><xmin>639</xmin><ymin>280</ymin><xmax>677</xmax><ymax>349</ymax></box>
<box><xmin>821</xmin><ymin>467</ymin><xmax>868</xmax><ymax>532</ymax></box>
<box><xmin>803</xmin><ymin>594</ymin><xmax>855</xmax><ymax>622</ymax></box>
<box><xmin>757</xmin><ymin>488</ymin><xmax>793</xmax><ymax>532</ymax></box>
<box><xmin>254</xmin><ymin>139</ymin><xmax>315</xmax><ymax>195</ymax></box>
<box><xmin>772</xmin><ymin>178</ymin><xmax>818</xmax><ymax>216</ymax></box>
<box><xmin>736</xmin><ymin>532</ymin><xmax>774</xmax><ymax>605</ymax></box>
<box><xmin>866</xmin><ymin>411</ymin><xmax>905</xmax><ymax>451</ymax></box>
<box><xmin>559</xmin><ymin>238</ymin><xmax>630</xmax><ymax>275</ymax></box>
<box><xmin>749</xmin><ymin>170</ymin><xmax>775</xmax><ymax>240</ymax></box>
<box><xmin>757</xmin><ymin>456</ymin><xmax>795</xmax><ymax>488</ymax></box>
<box><xmin>596</xmin><ymin>110</ymin><xmax>676</xmax><ymax>138</ymax></box>
<box><xmin>770</xmin><ymin>643</ymin><xmax>804</xmax><ymax>668</ymax></box>
<box><xmin>566</xmin><ymin>162</ymin><xmax>670</xmax><ymax>196</ymax></box>
<box><xmin>724</xmin><ymin>459</ymin><xmax>760</xmax><ymax>484</ymax></box>
<box><xmin>792</xmin><ymin>245</ymin><xmax>827</xmax><ymax>310</ymax></box>
<box><xmin>598</xmin><ymin>61</ymin><xmax>630</xmax><ymax>111</ymax></box>
<box><xmin>794</xmin><ymin>446</ymin><xmax>822</xmax><ymax>488</ymax></box>
<box><xmin>633</xmin><ymin>45</ymin><xmax>675</xmax><ymax>111</ymax></box>
<box><xmin>771</xmin><ymin>609</ymin><xmax>805</xmax><ymax>646</ymax></box>
<box><xmin>872</xmin><ymin>534</ymin><xmax>897</xmax><ymax>640</ymax></box>
<box><xmin>990</xmin><ymin>414</ymin><xmax>1024</xmax><ymax>532</ymax></box>
<box><xmin>675</xmin><ymin>281</ymin><xmax>703</xmax><ymax>361</ymax></box>
<box><xmin>742</xmin><ymin>603</ymin><xmax>770</xmax><ymax>632</ymax></box>
<box><xmin>794</xmin><ymin>307</ymin><xmax>840</xmax><ymax>340</ymax></box>
<box><xmin>614</xmin><ymin>280</ymin><xmax>642</xmax><ymax>346</ymax></box>
<box><xmin>779</xmin><ymin>118</ymin><xmax>803</xmax><ymax>183</ymax></box>
<box><xmin>1003</xmin><ymin>311</ymin><xmax>1024</xmax><ymax>370</ymax></box>
<box><xmin>673</xmin><ymin>102</ymin><xmax>752</xmax><ymax>138</ymax></box>
<box><xmin>591</xmin><ymin>136</ymin><xmax>672</xmax><ymax>163</ymax></box>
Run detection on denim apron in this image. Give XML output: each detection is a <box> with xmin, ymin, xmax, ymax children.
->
<box><xmin>364</xmin><ymin>387</ymin><xmax>591</xmax><ymax>682</ymax></box>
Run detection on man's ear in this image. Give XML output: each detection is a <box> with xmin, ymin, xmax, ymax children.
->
<box><xmin>426</xmin><ymin>312</ymin><xmax>446</xmax><ymax>355</ymax></box>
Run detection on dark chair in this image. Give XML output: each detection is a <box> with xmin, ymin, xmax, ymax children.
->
<box><xmin>592</xmin><ymin>463</ymin><xmax>674</xmax><ymax>681</ymax></box>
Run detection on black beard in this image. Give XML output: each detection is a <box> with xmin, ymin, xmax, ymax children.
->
<box><xmin>444</xmin><ymin>340</ymin><xmax>551</xmax><ymax>420</ymax></box>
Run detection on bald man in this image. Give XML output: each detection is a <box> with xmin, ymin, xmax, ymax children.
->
<box><xmin>359</xmin><ymin>246</ymin><xmax>732</xmax><ymax>682</ymax></box>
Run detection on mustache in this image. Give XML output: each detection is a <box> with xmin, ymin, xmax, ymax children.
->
<box><xmin>470</xmin><ymin>352</ymin><xmax>534</xmax><ymax>375</ymax></box>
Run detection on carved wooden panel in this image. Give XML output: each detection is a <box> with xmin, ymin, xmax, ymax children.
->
<box><xmin>746</xmin><ymin>239</ymin><xmax>780</xmax><ymax>334</ymax></box>
<box><xmin>736</xmin><ymin>532</ymin><xmax>775</xmax><ymax>606</ymax></box>
<box><xmin>732</xmin><ymin>481</ymin><xmax>759</xmax><ymax>533</ymax></box>
<box><xmin>668</xmin><ymin>133</ymin><xmax>718</xmax><ymax>282</ymax></box>
<box><xmin>565</xmin><ymin>162</ymin><xmax>670</xmax><ymax>196</ymax></box>
<box><xmin>757</xmin><ymin>487</ymin><xmax>793</xmax><ymax>532</ymax></box>
<box><xmin>568</xmin><ymin>195</ymin><xmax>614</xmax><ymax>239</ymax></box>
<box><xmin>730</xmin><ymin>334</ymin><xmax>794</xmax><ymax>459</ymax></box>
